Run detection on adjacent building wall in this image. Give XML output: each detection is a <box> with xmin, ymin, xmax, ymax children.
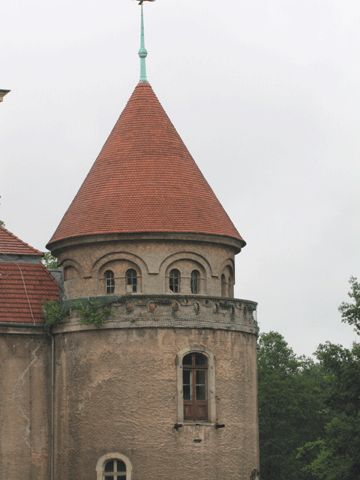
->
<box><xmin>0</xmin><ymin>331</ymin><xmax>50</xmax><ymax>480</ymax></box>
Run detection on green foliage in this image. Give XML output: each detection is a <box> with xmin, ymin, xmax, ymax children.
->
<box><xmin>42</xmin><ymin>251</ymin><xmax>59</xmax><ymax>269</ymax></box>
<box><xmin>258</xmin><ymin>332</ymin><xmax>325</xmax><ymax>480</ymax></box>
<box><xmin>339</xmin><ymin>276</ymin><xmax>360</xmax><ymax>335</ymax></box>
<box><xmin>43</xmin><ymin>300</ymin><xmax>68</xmax><ymax>326</ymax></box>
<box><xmin>73</xmin><ymin>298</ymin><xmax>111</xmax><ymax>327</ymax></box>
<box><xmin>316</xmin><ymin>342</ymin><xmax>360</xmax><ymax>415</ymax></box>
<box><xmin>297</xmin><ymin>342</ymin><xmax>360</xmax><ymax>480</ymax></box>
<box><xmin>259</xmin><ymin>282</ymin><xmax>360</xmax><ymax>480</ymax></box>
<box><xmin>43</xmin><ymin>298</ymin><xmax>112</xmax><ymax>328</ymax></box>
<box><xmin>0</xmin><ymin>220</ymin><xmax>4</xmax><ymax>227</ymax></box>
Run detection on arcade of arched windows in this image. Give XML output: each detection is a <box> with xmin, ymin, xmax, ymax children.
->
<box><xmin>64</xmin><ymin>256</ymin><xmax>235</xmax><ymax>298</ymax></box>
<box><xmin>165</xmin><ymin>259</ymin><xmax>206</xmax><ymax>295</ymax></box>
<box><xmin>99</xmin><ymin>261</ymin><xmax>142</xmax><ymax>296</ymax></box>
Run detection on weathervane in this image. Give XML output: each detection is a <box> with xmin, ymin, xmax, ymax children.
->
<box><xmin>135</xmin><ymin>0</ymin><xmax>155</xmax><ymax>82</ymax></box>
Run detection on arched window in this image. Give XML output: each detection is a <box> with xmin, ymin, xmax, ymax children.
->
<box><xmin>190</xmin><ymin>270</ymin><xmax>200</xmax><ymax>294</ymax></box>
<box><xmin>103</xmin><ymin>459</ymin><xmax>126</xmax><ymax>479</ymax></box>
<box><xmin>125</xmin><ymin>269</ymin><xmax>137</xmax><ymax>293</ymax></box>
<box><xmin>221</xmin><ymin>274</ymin><xmax>227</xmax><ymax>297</ymax></box>
<box><xmin>169</xmin><ymin>269</ymin><xmax>181</xmax><ymax>293</ymax></box>
<box><xmin>64</xmin><ymin>266</ymin><xmax>77</xmax><ymax>281</ymax></box>
<box><xmin>105</xmin><ymin>270</ymin><xmax>115</xmax><ymax>295</ymax></box>
<box><xmin>96</xmin><ymin>453</ymin><xmax>132</xmax><ymax>480</ymax></box>
<box><xmin>182</xmin><ymin>352</ymin><xmax>208</xmax><ymax>421</ymax></box>
<box><xmin>228</xmin><ymin>276</ymin><xmax>233</xmax><ymax>297</ymax></box>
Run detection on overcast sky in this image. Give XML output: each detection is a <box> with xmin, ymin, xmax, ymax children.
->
<box><xmin>1</xmin><ymin>0</ymin><xmax>359</xmax><ymax>355</ymax></box>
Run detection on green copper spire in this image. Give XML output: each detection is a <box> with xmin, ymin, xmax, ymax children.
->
<box><xmin>138</xmin><ymin>4</ymin><xmax>148</xmax><ymax>82</ymax></box>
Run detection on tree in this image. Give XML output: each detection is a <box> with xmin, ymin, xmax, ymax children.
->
<box><xmin>297</xmin><ymin>342</ymin><xmax>360</xmax><ymax>480</ymax></box>
<box><xmin>258</xmin><ymin>332</ymin><xmax>325</xmax><ymax>480</ymax></box>
<box><xmin>42</xmin><ymin>251</ymin><xmax>59</xmax><ymax>269</ymax></box>
<box><xmin>259</xmin><ymin>276</ymin><xmax>360</xmax><ymax>480</ymax></box>
<box><xmin>339</xmin><ymin>276</ymin><xmax>360</xmax><ymax>335</ymax></box>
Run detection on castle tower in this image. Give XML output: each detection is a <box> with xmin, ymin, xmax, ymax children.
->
<box><xmin>47</xmin><ymin>6</ymin><xmax>259</xmax><ymax>479</ymax></box>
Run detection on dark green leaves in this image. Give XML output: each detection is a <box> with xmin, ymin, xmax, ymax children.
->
<box><xmin>339</xmin><ymin>277</ymin><xmax>360</xmax><ymax>335</ymax></box>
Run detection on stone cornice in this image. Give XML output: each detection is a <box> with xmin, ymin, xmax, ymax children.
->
<box><xmin>53</xmin><ymin>295</ymin><xmax>258</xmax><ymax>335</ymax></box>
<box><xmin>0</xmin><ymin>323</ymin><xmax>45</xmax><ymax>335</ymax></box>
<box><xmin>48</xmin><ymin>232</ymin><xmax>244</xmax><ymax>255</ymax></box>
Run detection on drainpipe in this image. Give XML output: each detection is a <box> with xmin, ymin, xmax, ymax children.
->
<box><xmin>47</xmin><ymin>329</ymin><xmax>55</xmax><ymax>480</ymax></box>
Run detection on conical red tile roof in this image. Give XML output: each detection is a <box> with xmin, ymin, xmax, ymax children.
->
<box><xmin>48</xmin><ymin>82</ymin><xmax>243</xmax><ymax>247</ymax></box>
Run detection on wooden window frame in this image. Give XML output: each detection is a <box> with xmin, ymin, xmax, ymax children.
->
<box><xmin>183</xmin><ymin>352</ymin><xmax>208</xmax><ymax>421</ymax></box>
<box><xmin>176</xmin><ymin>347</ymin><xmax>216</xmax><ymax>424</ymax></box>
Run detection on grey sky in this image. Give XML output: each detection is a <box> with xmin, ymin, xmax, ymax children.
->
<box><xmin>1</xmin><ymin>0</ymin><xmax>359</xmax><ymax>355</ymax></box>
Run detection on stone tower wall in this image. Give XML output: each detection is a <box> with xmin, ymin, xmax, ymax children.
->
<box><xmin>53</xmin><ymin>322</ymin><xmax>258</xmax><ymax>480</ymax></box>
<box><xmin>50</xmin><ymin>232</ymin><xmax>259</xmax><ymax>480</ymax></box>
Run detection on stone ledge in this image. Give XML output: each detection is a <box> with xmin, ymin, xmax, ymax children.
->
<box><xmin>0</xmin><ymin>323</ymin><xmax>46</xmax><ymax>335</ymax></box>
<box><xmin>54</xmin><ymin>295</ymin><xmax>258</xmax><ymax>335</ymax></box>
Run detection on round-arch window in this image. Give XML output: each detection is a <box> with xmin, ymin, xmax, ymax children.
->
<box><xmin>169</xmin><ymin>269</ymin><xmax>181</xmax><ymax>293</ymax></box>
<box><xmin>182</xmin><ymin>352</ymin><xmax>208</xmax><ymax>421</ymax></box>
<box><xmin>104</xmin><ymin>459</ymin><xmax>126</xmax><ymax>479</ymax></box>
<box><xmin>190</xmin><ymin>270</ymin><xmax>200</xmax><ymax>294</ymax></box>
<box><xmin>228</xmin><ymin>275</ymin><xmax>233</xmax><ymax>297</ymax></box>
<box><xmin>221</xmin><ymin>274</ymin><xmax>227</xmax><ymax>297</ymax></box>
<box><xmin>126</xmin><ymin>269</ymin><xmax>137</xmax><ymax>293</ymax></box>
<box><xmin>104</xmin><ymin>270</ymin><xmax>115</xmax><ymax>295</ymax></box>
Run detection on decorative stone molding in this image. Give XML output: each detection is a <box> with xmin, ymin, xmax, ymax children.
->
<box><xmin>96</xmin><ymin>452</ymin><xmax>132</xmax><ymax>480</ymax></box>
<box><xmin>92</xmin><ymin>251</ymin><xmax>149</xmax><ymax>276</ymax></box>
<box><xmin>0</xmin><ymin>323</ymin><xmax>45</xmax><ymax>335</ymax></box>
<box><xmin>159</xmin><ymin>251</ymin><xmax>213</xmax><ymax>277</ymax></box>
<box><xmin>53</xmin><ymin>295</ymin><xmax>258</xmax><ymax>335</ymax></box>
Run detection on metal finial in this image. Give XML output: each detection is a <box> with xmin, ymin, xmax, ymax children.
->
<box><xmin>0</xmin><ymin>90</ymin><xmax>10</xmax><ymax>103</ymax></box>
<box><xmin>138</xmin><ymin>4</ymin><xmax>148</xmax><ymax>82</ymax></box>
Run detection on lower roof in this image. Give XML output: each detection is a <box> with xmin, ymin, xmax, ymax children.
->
<box><xmin>0</xmin><ymin>225</ymin><xmax>42</xmax><ymax>256</ymax></box>
<box><xmin>0</xmin><ymin>262</ymin><xmax>60</xmax><ymax>324</ymax></box>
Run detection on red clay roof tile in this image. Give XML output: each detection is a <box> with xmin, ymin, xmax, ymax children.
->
<box><xmin>0</xmin><ymin>263</ymin><xmax>60</xmax><ymax>324</ymax></box>
<box><xmin>0</xmin><ymin>226</ymin><xmax>42</xmax><ymax>256</ymax></box>
<box><xmin>48</xmin><ymin>82</ymin><xmax>244</xmax><ymax>247</ymax></box>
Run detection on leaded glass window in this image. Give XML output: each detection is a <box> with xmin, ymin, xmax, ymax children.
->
<box><xmin>126</xmin><ymin>269</ymin><xmax>137</xmax><ymax>293</ymax></box>
<box><xmin>169</xmin><ymin>269</ymin><xmax>181</xmax><ymax>293</ymax></box>
<box><xmin>190</xmin><ymin>270</ymin><xmax>200</xmax><ymax>294</ymax></box>
<box><xmin>105</xmin><ymin>270</ymin><xmax>115</xmax><ymax>295</ymax></box>
<box><xmin>103</xmin><ymin>459</ymin><xmax>126</xmax><ymax>480</ymax></box>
